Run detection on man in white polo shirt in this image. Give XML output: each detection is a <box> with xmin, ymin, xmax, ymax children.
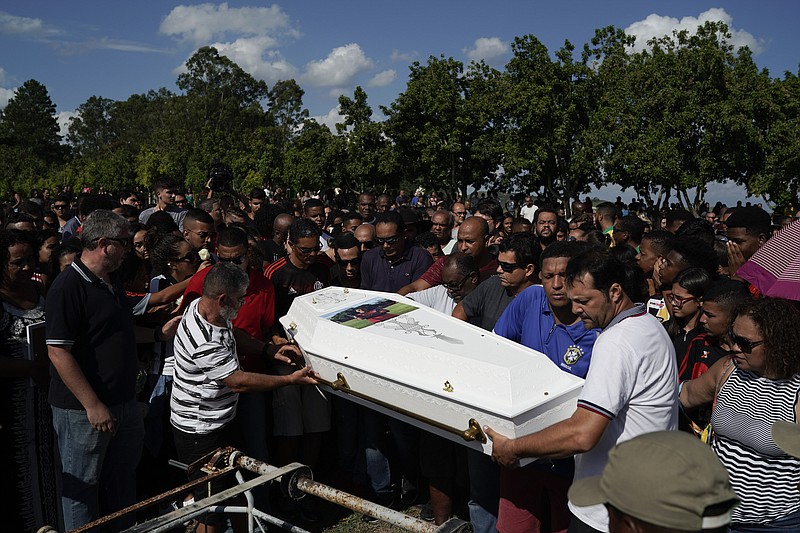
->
<box><xmin>485</xmin><ymin>247</ymin><xmax>677</xmax><ymax>533</ymax></box>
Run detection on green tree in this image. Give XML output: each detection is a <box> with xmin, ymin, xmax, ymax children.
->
<box><xmin>283</xmin><ymin>119</ymin><xmax>338</xmax><ymax>192</ymax></box>
<box><xmin>501</xmin><ymin>36</ymin><xmax>600</xmax><ymax>213</ymax></box>
<box><xmin>336</xmin><ymin>86</ymin><xmax>397</xmax><ymax>191</ymax></box>
<box><xmin>591</xmin><ymin>22</ymin><xmax>771</xmax><ymax>213</ymax></box>
<box><xmin>382</xmin><ymin>56</ymin><xmax>503</xmax><ymax>200</ymax></box>
<box><xmin>0</xmin><ymin>79</ymin><xmax>64</xmax><ymax>164</ymax></box>
<box><xmin>752</xmin><ymin>70</ymin><xmax>800</xmax><ymax>205</ymax></box>
<box><xmin>67</xmin><ymin>96</ymin><xmax>117</xmax><ymax>157</ymax></box>
<box><xmin>267</xmin><ymin>79</ymin><xmax>308</xmax><ymax>152</ymax></box>
<box><xmin>177</xmin><ymin>46</ymin><xmax>268</xmax><ymax>133</ymax></box>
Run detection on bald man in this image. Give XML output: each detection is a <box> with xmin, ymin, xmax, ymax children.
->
<box><xmin>398</xmin><ymin>216</ymin><xmax>497</xmax><ymax>295</ymax></box>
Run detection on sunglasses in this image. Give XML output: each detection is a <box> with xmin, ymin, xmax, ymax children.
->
<box><xmin>453</xmin><ymin>211</ymin><xmax>467</xmax><ymax>217</ymax></box>
<box><xmin>498</xmin><ymin>261</ymin><xmax>523</xmax><ymax>273</ymax></box>
<box><xmin>290</xmin><ymin>241</ymin><xmax>320</xmax><ymax>255</ymax></box>
<box><xmin>53</xmin><ymin>204</ymin><xmax>68</xmax><ymax>210</ymax></box>
<box><xmin>187</xmin><ymin>229</ymin><xmax>215</xmax><ymax>240</ymax></box>
<box><xmin>360</xmin><ymin>240</ymin><xmax>376</xmax><ymax>249</ymax></box>
<box><xmin>337</xmin><ymin>257</ymin><xmax>361</xmax><ymax>267</ymax></box>
<box><xmin>375</xmin><ymin>234</ymin><xmax>402</xmax><ymax>246</ymax></box>
<box><xmin>727</xmin><ymin>327</ymin><xmax>765</xmax><ymax>354</ymax></box>
<box><xmin>219</xmin><ymin>255</ymin><xmax>246</xmax><ymax>265</ymax></box>
<box><xmin>442</xmin><ymin>273</ymin><xmax>471</xmax><ymax>291</ymax></box>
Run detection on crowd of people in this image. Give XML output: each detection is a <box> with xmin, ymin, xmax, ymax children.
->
<box><xmin>1</xmin><ymin>179</ymin><xmax>799</xmax><ymax>533</ymax></box>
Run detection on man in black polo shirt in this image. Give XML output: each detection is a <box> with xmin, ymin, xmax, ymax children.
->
<box><xmin>46</xmin><ymin>210</ymin><xmax>177</xmax><ymax>530</ymax></box>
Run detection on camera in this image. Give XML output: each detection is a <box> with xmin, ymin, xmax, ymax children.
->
<box><xmin>208</xmin><ymin>161</ymin><xmax>233</xmax><ymax>192</ymax></box>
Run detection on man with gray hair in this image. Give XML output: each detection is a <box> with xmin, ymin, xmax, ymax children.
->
<box><xmin>171</xmin><ymin>262</ymin><xmax>316</xmax><ymax>533</ymax></box>
<box><xmin>46</xmin><ymin>210</ymin><xmax>180</xmax><ymax>530</ymax></box>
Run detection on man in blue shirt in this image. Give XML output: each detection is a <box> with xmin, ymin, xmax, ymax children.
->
<box><xmin>492</xmin><ymin>240</ymin><xmax>600</xmax><ymax>533</ymax></box>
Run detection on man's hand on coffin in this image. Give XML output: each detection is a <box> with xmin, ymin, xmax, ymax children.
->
<box><xmin>288</xmin><ymin>365</ymin><xmax>318</xmax><ymax>385</ymax></box>
<box><xmin>484</xmin><ymin>427</ymin><xmax>520</xmax><ymax>468</ymax></box>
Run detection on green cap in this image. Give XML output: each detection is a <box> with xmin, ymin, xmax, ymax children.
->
<box><xmin>773</xmin><ymin>422</ymin><xmax>800</xmax><ymax>458</ymax></box>
<box><xmin>569</xmin><ymin>431</ymin><xmax>738</xmax><ymax>530</ymax></box>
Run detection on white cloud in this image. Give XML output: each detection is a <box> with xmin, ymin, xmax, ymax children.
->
<box><xmin>625</xmin><ymin>8</ymin><xmax>764</xmax><ymax>54</ymax></box>
<box><xmin>367</xmin><ymin>69</ymin><xmax>396</xmax><ymax>87</ymax></box>
<box><xmin>311</xmin><ymin>105</ymin><xmax>345</xmax><ymax>133</ymax></box>
<box><xmin>208</xmin><ymin>37</ymin><xmax>299</xmax><ymax>82</ymax></box>
<box><xmin>303</xmin><ymin>43</ymin><xmax>374</xmax><ymax>87</ymax></box>
<box><xmin>0</xmin><ymin>86</ymin><xmax>15</xmax><ymax>109</ymax></box>
<box><xmin>164</xmin><ymin>4</ymin><xmax>304</xmax><ymax>85</ymax></box>
<box><xmin>159</xmin><ymin>3</ymin><xmax>298</xmax><ymax>45</ymax></box>
<box><xmin>0</xmin><ymin>11</ymin><xmax>58</xmax><ymax>37</ymax></box>
<box><xmin>464</xmin><ymin>37</ymin><xmax>508</xmax><ymax>63</ymax></box>
<box><xmin>57</xmin><ymin>110</ymin><xmax>78</xmax><ymax>140</ymax></box>
<box><xmin>391</xmin><ymin>49</ymin><xmax>416</xmax><ymax>63</ymax></box>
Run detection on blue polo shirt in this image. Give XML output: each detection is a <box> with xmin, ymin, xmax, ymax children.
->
<box><xmin>360</xmin><ymin>241</ymin><xmax>433</xmax><ymax>292</ymax></box>
<box><xmin>493</xmin><ymin>285</ymin><xmax>598</xmax><ymax>378</ymax></box>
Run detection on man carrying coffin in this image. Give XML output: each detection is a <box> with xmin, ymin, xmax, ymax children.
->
<box><xmin>492</xmin><ymin>240</ymin><xmax>599</xmax><ymax>533</ymax></box>
<box><xmin>486</xmin><ymin>247</ymin><xmax>678</xmax><ymax>533</ymax></box>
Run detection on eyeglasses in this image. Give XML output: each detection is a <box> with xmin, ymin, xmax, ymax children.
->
<box><xmin>133</xmin><ymin>241</ymin><xmax>146</xmax><ymax>249</ymax></box>
<box><xmin>289</xmin><ymin>241</ymin><xmax>320</xmax><ymax>255</ymax></box>
<box><xmin>336</xmin><ymin>257</ymin><xmax>361</xmax><ymax>267</ymax></box>
<box><xmin>498</xmin><ymin>261</ymin><xmax>523</xmax><ymax>273</ymax></box>
<box><xmin>727</xmin><ymin>327</ymin><xmax>765</xmax><ymax>354</ymax></box>
<box><xmin>219</xmin><ymin>255</ymin><xmax>246</xmax><ymax>265</ymax></box>
<box><xmin>99</xmin><ymin>237</ymin><xmax>129</xmax><ymax>248</ymax></box>
<box><xmin>667</xmin><ymin>293</ymin><xmax>698</xmax><ymax>308</ymax></box>
<box><xmin>187</xmin><ymin>229</ymin><xmax>215</xmax><ymax>240</ymax></box>
<box><xmin>53</xmin><ymin>204</ymin><xmax>68</xmax><ymax>210</ymax></box>
<box><xmin>442</xmin><ymin>273</ymin><xmax>472</xmax><ymax>291</ymax></box>
<box><xmin>375</xmin><ymin>234</ymin><xmax>402</xmax><ymax>246</ymax></box>
<box><xmin>453</xmin><ymin>211</ymin><xmax>467</xmax><ymax>217</ymax></box>
<box><xmin>176</xmin><ymin>250</ymin><xmax>199</xmax><ymax>263</ymax></box>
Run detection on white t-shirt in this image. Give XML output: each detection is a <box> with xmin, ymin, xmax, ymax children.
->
<box><xmin>519</xmin><ymin>203</ymin><xmax>538</xmax><ymax>222</ymax></box>
<box><xmin>568</xmin><ymin>306</ymin><xmax>678</xmax><ymax>531</ymax></box>
<box><xmin>406</xmin><ymin>285</ymin><xmax>455</xmax><ymax>315</ymax></box>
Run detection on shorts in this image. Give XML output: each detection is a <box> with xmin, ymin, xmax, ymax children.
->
<box><xmin>270</xmin><ymin>363</ymin><xmax>331</xmax><ymax>437</ymax></box>
<box><xmin>497</xmin><ymin>460</ymin><xmax>573</xmax><ymax>533</ymax></box>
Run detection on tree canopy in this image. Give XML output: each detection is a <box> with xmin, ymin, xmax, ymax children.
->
<box><xmin>1</xmin><ymin>24</ymin><xmax>798</xmax><ymax>212</ymax></box>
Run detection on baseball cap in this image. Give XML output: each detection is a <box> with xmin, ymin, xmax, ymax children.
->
<box><xmin>773</xmin><ymin>421</ymin><xmax>800</xmax><ymax>458</ymax></box>
<box><xmin>568</xmin><ymin>431</ymin><xmax>738</xmax><ymax>530</ymax></box>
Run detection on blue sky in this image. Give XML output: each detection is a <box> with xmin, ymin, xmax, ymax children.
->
<box><xmin>1</xmin><ymin>1</ymin><xmax>798</xmax><ymax>205</ymax></box>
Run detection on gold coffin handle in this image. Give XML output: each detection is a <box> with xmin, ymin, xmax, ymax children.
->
<box><xmin>315</xmin><ymin>372</ymin><xmax>487</xmax><ymax>444</ymax></box>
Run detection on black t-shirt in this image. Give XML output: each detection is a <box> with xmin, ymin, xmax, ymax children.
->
<box><xmin>266</xmin><ymin>257</ymin><xmax>331</xmax><ymax>318</ymax></box>
<box><xmin>264</xmin><ymin>239</ymin><xmax>287</xmax><ymax>264</ymax></box>
<box><xmin>45</xmin><ymin>259</ymin><xmax>139</xmax><ymax>409</ymax></box>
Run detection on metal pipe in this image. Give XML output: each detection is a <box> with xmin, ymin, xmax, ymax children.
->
<box><xmin>294</xmin><ymin>476</ymin><xmax>437</xmax><ymax>533</ymax></box>
<box><xmin>315</xmin><ymin>372</ymin><xmax>487</xmax><ymax>443</ymax></box>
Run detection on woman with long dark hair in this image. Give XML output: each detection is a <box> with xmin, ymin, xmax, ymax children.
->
<box><xmin>681</xmin><ymin>297</ymin><xmax>800</xmax><ymax>531</ymax></box>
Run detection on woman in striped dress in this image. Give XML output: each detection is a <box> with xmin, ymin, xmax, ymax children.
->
<box><xmin>681</xmin><ymin>297</ymin><xmax>800</xmax><ymax>531</ymax></box>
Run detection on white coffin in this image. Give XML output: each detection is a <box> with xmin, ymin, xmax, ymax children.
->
<box><xmin>279</xmin><ymin>287</ymin><xmax>584</xmax><ymax>460</ymax></box>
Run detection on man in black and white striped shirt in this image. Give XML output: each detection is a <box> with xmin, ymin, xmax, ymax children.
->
<box><xmin>170</xmin><ymin>263</ymin><xmax>316</xmax><ymax>532</ymax></box>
